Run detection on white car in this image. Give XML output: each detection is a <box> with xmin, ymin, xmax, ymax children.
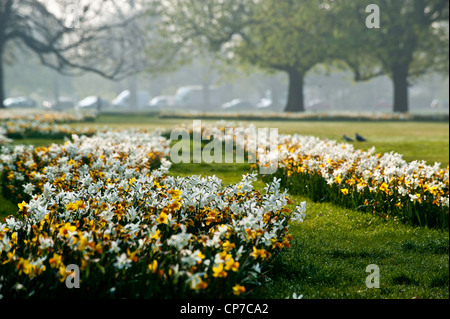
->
<box><xmin>221</xmin><ymin>99</ymin><xmax>255</xmax><ymax>110</ymax></box>
<box><xmin>112</xmin><ymin>90</ymin><xmax>150</xmax><ymax>110</ymax></box>
<box><xmin>76</xmin><ymin>96</ymin><xmax>108</xmax><ymax>110</ymax></box>
<box><xmin>42</xmin><ymin>97</ymin><xmax>75</xmax><ymax>110</ymax></box>
<box><xmin>4</xmin><ymin>97</ymin><xmax>36</xmax><ymax>108</ymax></box>
<box><xmin>149</xmin><ymin>96</ymin><xmax>174</xmax><ymax>108</ymax></box>
<box><xmin>256</xmin><ymin>98</ymin><xmax>272</xmax><ymax>109</ymax></box>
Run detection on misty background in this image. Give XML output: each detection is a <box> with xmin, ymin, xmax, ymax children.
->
<box><xmin>1</xmin><ymin>0</ymin><xmax>449</xmax><ymax>114</ymax></box>
<box><xmin>5</xmin><ymin>50</ymin><xmax>449</xmax><ymax>113</ymax></box>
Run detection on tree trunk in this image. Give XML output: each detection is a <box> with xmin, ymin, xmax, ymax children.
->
<box><xmin>284</xmin><ymin>68</ymin><xmax>305</xmax><ymax>112</ymax></box>
<box><xmin>392</xmin><ymin>64</ymin><xmax>409</xmax><ymax>113</ymax></box>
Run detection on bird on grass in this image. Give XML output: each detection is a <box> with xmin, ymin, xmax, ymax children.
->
<box><xmin>343</xmin><ymin>135</ymin><xmax>354</xmax><ymax>142</ymax></box>
<box><xmin>355</xmin><ymin>133</ymin><xmax>367</xmax><ymax>142</ymax></box>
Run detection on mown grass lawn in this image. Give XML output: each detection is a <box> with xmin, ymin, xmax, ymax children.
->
<box><xmin>257</xmin><ymin>195</ymin><xmax>449</xmax><ymax>299</ymax></box>
<box><xmin>1</xmin><ymin>115</ymin><xmax>448</xmax><ymax>299</ymax></box>
<box><xmin>70</xmin><ymin>115</ymin><xmax>449</xmax><ymax>165</ymax></box>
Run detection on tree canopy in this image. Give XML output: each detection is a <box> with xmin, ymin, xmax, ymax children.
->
<box><xmin>2</xmin><ymin>0</ymin><xmax>448</xmax><ymax>113</ymax></box>
<box><xmin>160</xmin><ymin>0</ymin><xmax>342</xmax><ymax>112</ymax></box>
<box><xmin>159</xmin><ymin>0</ymin><xmax>449</xmax><ymax>113</ymax></box>
<box><xmin>0</xmin><ymin>0</ymin><xmax>176</xmax><ymax>108</ymax></box>
<box><xmin>334</xmin><ymin>0</ymin><xmax>449</xmax><ymax>112</ymax></box>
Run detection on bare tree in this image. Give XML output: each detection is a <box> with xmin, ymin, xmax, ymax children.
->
<box><xmin>0</xmin><ymin>0</ymin><xmax>169</xmax><ymax>108</ymax></box>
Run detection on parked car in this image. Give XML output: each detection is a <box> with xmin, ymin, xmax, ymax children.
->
<box><xmin>306</xmin><ymin>99</ymin><xmax>331</xmax><ymax>110</ymax></box>
<box><xmin>430</xmin><ymin>99</ymin><xmax>449</xmax><ymax>109</ymax></box>
<box><xmin>112</xmin><ymin>90</ymin><xmax>150</xmax><ymax>110</ymax></box>
<box><xmin>256</xmin><ymin>97</ymin><xmax>286</xmax><ymax>111</ymax></box>
<box><xmin>256</xmin><ymin>98</ymin><xmax>272</xmax><ymax>109</ymax></box>
<box><xmin>76</xmin><ymin>96</ymin><xmax>109</xmax><ymax>110</ymax></box>
<box><xmin>4</xmin><ymin>96</ymin><xmax>36</xmax><ymax>108</ymax></box>
<box><xmin>149</xmin><ymin>96</ymin><xmax>175</xmax><ymax>108</ymax></box>
<box><xmin>42</xmin><ymin>97</ymin><xmax>75</xmax><ymax>110</ymax></box>
<box><xmin>221</xmin><ymin>99</ymin><xmax>255</xmax><ymax>110</ymax></box>
<box><xmin>174</xmin><ymin>86</ymin><xmax>229</xmax><ymax>109</ymax></box>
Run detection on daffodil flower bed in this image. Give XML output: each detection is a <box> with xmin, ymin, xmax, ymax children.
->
<box><xmin>0</xmin><ymin>130</ymin><xmax>170</xmax><ymax>203</ymax></box>
<box><xmin>0</xmin><ymin>130</ymin><xmax>305</xmax><ymax>298</ymax></box>
<box><xmin>0</xmin><ymin>109</ymin><xmax>97</xmax><ymax>123</ymax></box>
<box><xmin>0</xmin><ymin>173</ymin><xmax>304</xmax><ymax>298</ymax></box>
<box><xmin>0</xmin><ymin>119</ymin><xmax>97</xmax><ymax>141</ymax></box>
<box><xmin>264</xmin><ymin>135</ymin><xmax>449</xmax><ymax>229</ymax></box>
<box><xmin>168</xmin><ymin>121</ymin><xmax>449</xmax><ymax>228</ymax></box>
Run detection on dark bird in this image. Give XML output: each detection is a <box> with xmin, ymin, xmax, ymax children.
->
<box><xmin>355</xmin><ymin>133</ymin><xmax>367</xmax><ymax>142</ymax></box>
<box><xmin>343</xmin><ymin>135</ymin><xmax>354</xmax><ymax>142</ymax></box>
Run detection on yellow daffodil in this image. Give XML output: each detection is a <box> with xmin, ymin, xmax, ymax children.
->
<box><xmin>222</xmin><ymin>241</ymin><xmax>235</xmax><ymax>252</ymax></box>
<box><xmin>156</xmin><ymin>212</ymin><xmax>168</xmax><ymax>225</ymax></box>
<box><xmin>212</xmin><ymin>263</ymin><xmax>227</xmax><ymax>278</ymax></box>
<box><xmin>197</xmin><ymin>251</ymin><xmax>206</xmax><ymax>263</ymax></box>
<box><xmin>169</xmin><ymin>189</ymin><xmax>182</xmax><ymax>199</ymax></box>
<box><xmin>65</xmin><ymin>200</ymin><xmax>85</xmax><ymax>212</ymax></box>
<box><xmin>59</xmin><ymin>223</ymin><xmax>77</xmax><ymax>237</ymax></box>
<box><xmin>225</xmin><ymin>257</ymin><xmax>239</xmax><ymax>272</ymax></box>
<box><xmin>232</xmin><ymin>284</ymin><xmax>246</xmax><ymax>296</ymax></box>
<box><xmin>148</xmin><ymin>260</ymin><xmax>158</xmax><ymax>273</ymax></box>
<box><xmin>78</xmin><ymin>235</ymin><xmax>89</xmax><ymax>252</ymax></box>
<box><xmin>18</xmin><ymin>201</ymin><xmax>28</xmax><ymax>212</ymax></box>
<box><xmin>151</xmin><ymin>229</ymin><xmax>161</xmax><ymax>241</ymax></box>
<box><xmin>49</xmin><ymin>253</ymin><xmax>63</xmax><ymax>268</ymax></box>
<box><xmin>251</xmin><ymin>246</ymin><xmax>269</xmax><ymax>260</ymax></box>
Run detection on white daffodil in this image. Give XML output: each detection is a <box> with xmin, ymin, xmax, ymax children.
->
<box><xmin>114</xmin><ymin>253</ymin><xmax>132</xmax><ymax>270</ymax></box>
